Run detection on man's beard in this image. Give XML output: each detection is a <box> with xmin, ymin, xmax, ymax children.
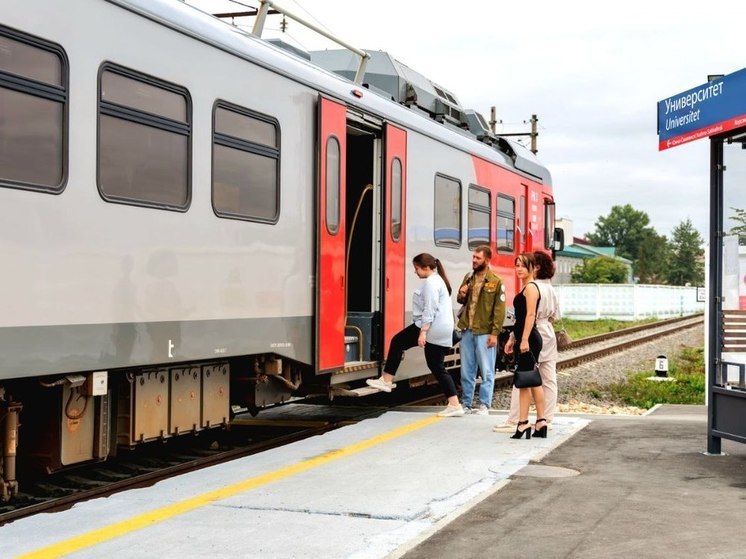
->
<box><xmin>473</xmin><ymin>262</ymin><xmax>487</xmax><ymax>272</ymax></box>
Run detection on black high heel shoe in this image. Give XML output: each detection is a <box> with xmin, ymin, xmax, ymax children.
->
<box><xmin>510</xmin><ymin>420</ymin><xmax>531</xmax><ymax>439</ymax></box>
<box><xmin>533</xmin><ymin>418</ymin><xmax>548</xmax><ymax>438</ymax></box>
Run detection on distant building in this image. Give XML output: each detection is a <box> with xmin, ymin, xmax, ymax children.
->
<box><xmin>554</xmin><ymin>218</ymin><xmax>633</xmax><ymax>284</ymax></box>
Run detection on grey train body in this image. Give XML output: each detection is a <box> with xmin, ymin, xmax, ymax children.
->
<box><xmin>0</xmin><ymin>0</ymin><xmax>555</xmax><ymax>498</ymax></box>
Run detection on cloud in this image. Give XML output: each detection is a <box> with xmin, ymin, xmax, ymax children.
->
<box><xmin>187</xmin><ymin>0</ymin><xmax>741</xmax><ymax>242</ymax></box>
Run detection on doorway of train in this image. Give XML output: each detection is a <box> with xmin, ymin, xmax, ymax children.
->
<box><xmin>340</xmin><ymin>110</ymin><xmax>408</xmax><ymax>376</ymax></box>
<box><xmin>316</xmin><ymin>95</ymin><xmax>406</xmax><ymax>384</ymax></box>
<box><xmin>343</xmin><ymin>111</ymin><xmax>382</xmax><ymax>372</ymax></box>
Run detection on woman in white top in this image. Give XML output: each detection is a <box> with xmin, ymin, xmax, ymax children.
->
<box><xmin>367</xmin><ymin>253</ymin><xmax>463</xmax><ymax>417</ymax></box>
<box><xmin>494</xmin><ymin>250</ymin><xmax>560</xmax><ymax>431</ymax></box>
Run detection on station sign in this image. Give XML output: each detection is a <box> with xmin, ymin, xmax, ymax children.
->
<box><xmin>657</xmin><ymin>67</ymin><xmax>746</xmax><ymax>150</ymax></box>
<box><xmin>696</xmin><ymin>286</ymin><xmax>706</xmax><ymax>303</ymax></box>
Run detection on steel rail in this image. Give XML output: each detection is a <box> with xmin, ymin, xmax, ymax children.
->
<box><xmin>558</xmin><ymin>313</ymin><xmax>703</xmax><ymax>352</ymax></box>
<box><xmin>557</xmin><ymin>316</ymin><xmax>703</xmax><ymax>370</ymax></box>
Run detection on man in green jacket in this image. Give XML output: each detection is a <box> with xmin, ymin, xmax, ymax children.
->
<box><xmin>456</xmin><ymin>245</ymin><xmax>506</xmax><ymax>414</ymax></box>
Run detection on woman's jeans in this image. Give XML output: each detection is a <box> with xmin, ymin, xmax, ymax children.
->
<box><xmin>459</xmin><ymin>329</ymin><xmax>496</xmax><ymax>409</ymax></box>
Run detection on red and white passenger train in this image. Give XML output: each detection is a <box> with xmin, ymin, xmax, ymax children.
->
<box><xmin>0</xmin><ymin>0</ymin><xmax>560</xmax><ymax>499</ymax></box>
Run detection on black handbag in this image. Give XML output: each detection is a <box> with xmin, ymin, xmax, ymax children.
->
<box><xmin>513</xmin><ymin>352</ymin><xmax>543</xmax><ymax>388</ymax></box>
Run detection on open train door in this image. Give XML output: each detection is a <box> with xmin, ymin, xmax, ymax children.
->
<box><xmin>316</xmin><ymin>96</ymin><xmax>347</xmax><ymax>373</ymax></box>
<box><xmin>382</xmin><ymin>123</ymin><xmax>407</xmax><ymax>355</ymax></box>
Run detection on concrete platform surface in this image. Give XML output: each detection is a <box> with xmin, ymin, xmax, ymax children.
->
<box><xmin>402</xmin><ymin>404</ymin><xmax>746</xmax><ymax>559</ymax></box>
<box><xmin>4</xmin><ymin>405</ymin><xmax>745</xmax><ymax>559</ymax></box>
<box><xmin>0</xmin><ymin>409</ymin><xmax>589</xmax><ymax>559</ymax></box>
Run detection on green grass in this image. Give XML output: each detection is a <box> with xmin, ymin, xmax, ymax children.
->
<box><xmin>608</xmin><ymin>346</ymin><xmax>705</xmax><ymax>408</ymax></box>
<box><xmin>559</xmin><ymin>318</ymin><xmax>658</xmax><ymax>340</ymax></box>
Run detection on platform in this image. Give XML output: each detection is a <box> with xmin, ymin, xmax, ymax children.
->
<box><xmin>404</xmin><ymin>405</ymin><xmax>746</xmax><ymax>559</ymax></box>
<box><xmin>0</xmin><ymin>408</ymin><xmax>589</xmax><ymax>558</ymax></box>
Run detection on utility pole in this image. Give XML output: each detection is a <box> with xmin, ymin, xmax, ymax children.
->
<box><xmin>530</xmin><ymin>114</ymin><xmax>538</xmax><ymax>155</ymax></box>
<box><xmin>491</xmin><ymin>108</ymin><xmax>539</xmax><ymax>155</ymax></box>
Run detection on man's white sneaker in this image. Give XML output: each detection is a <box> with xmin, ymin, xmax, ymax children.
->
<box><xmin>366</xmin><ymin>377</ymin><xmax>394</xmax><ymax>392</ymax></box>
<box><xmin>474</xmin><ymin>404</ymin><xmax>489</xmax><ymax>416</ymax></box>
<box><xmin>437</xmin><ymin>405</ymin><xmax>465</xmax><ymax>417</ymax></box>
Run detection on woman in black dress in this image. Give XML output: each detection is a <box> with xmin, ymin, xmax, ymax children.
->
<box><xmin>505</xmin><ymin>253</ymin><xmax>547</xmax><ymax>439</ymax></box>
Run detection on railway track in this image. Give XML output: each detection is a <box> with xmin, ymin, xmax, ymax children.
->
<box><xmin>0</xmin><ymin>314</ymin><xmax>703</xmax><ymax>525</ymax></box>
<box><xmin>556</xmin><ymin>314</ymin><xmax>703</xmax><ymax>369</ymax></box>
<box><xmin>493</xmin><ymin>313</ymin><xmax>704</xmax><ymax>389</ymax></box>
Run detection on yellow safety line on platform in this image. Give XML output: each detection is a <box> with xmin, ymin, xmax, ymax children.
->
<box><xmin>17</xmin><ymin>414</ymin><xmax>442</xmax><ymax>559</ymax></box>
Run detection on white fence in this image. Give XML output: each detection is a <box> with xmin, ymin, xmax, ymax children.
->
<box><xmin>556</xmin><ymin>284</ymin><xmax>704</xmax><ymax>321</ymax></box>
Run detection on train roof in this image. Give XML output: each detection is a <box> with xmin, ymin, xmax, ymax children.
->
<box><xmin>109</xmin><ymin>0</ymin><xmax>551</xmax><ymax>186</ymax></box>
<box><xmin>309</xmin><ymin>49</ymin><xmax>549</xmax><ymax>183</ymax></box>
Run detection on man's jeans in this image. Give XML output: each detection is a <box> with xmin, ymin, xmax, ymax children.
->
<box><xmin>459</xmin><ymin>329</ymin><xmax>496</xmax><ymax>409</ymax></box>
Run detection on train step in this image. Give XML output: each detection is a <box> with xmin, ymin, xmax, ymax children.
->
<box><xmin>342</xmin><ymin>360</ymin><xmax>378</xmax><ymax>373</ymax></box>
<box><xmin>330</xmin><ymin>385</ymin><xmax>384</xmax><ymax>397</ymax></box>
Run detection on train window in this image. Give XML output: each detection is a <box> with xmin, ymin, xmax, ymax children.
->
<box><xmin>0</xmin><ymin>27</ymin><xmax>67</xmax><ymax>192</ymax></box>
<box><xmin>434</xmin><ymin>174</ymin><xmax>461</xmax><ymax>248</ymax></box>
<box><xmin>0</xmin><ymin>33</ymin><xmax>62</xmax><ymax>85</ymax></box>
<box><xmin>391</xmin><ymin>157</ymin><xmax>402</xmax><ymax>241</ymax></box>
<box><xmin>520</xmin><ymin>194</ymin><xmax>527</xmax><ymax>244</ymax></box>
<box><xmin>101</xmin><ymin>71</ymin><xmax>187</xmax><ymax>122</ymax></box>
<box><xmin>496</xmin><ymin>194</ymin><xmax>515</xmax><ymax>254</ymax></box>
<box><xmin>212</xmin><ymin>102</ymin><xmax>280</xmax><ymax>223</ymax></box>
<box><xmin>215</xmin><ymin>106</ymin><xmax>277</xmax><ymax>147</ymax></box>
<box><xmin>98</xmin><ymin>64</ymin><xmax>190</xmax><ymax>210</ymax></box>
<box><xmin>325</xmin><ymin>136</ymin><xmax>341</xmax><ymax>234</ymax></box>
<box><xmin>544</xmin><ymin>199</ymin><xmax>556</xmax><ymax>250</ymax></box>
<box><xmin>468</xmin><ymin>184</ymin><xmax>491</xmax><ymax>249</ymax></box>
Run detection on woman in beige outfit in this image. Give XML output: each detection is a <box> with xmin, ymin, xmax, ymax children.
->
<box><xmin>494</xmin><ymin>251</ymin><xmax>559</xmax><ymax>431</ymax></box>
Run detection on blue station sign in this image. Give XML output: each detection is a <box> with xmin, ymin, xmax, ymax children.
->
<box><xmin>657</xmin><ymin>68</ymin><xmax>746</xmax><ymax>151</ymax></box>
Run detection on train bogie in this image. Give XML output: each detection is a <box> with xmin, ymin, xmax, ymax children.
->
<box><xmin>230</xmin><ymin>355</ymin><xmax>303</xmax><ymax>413</ymax></box>
<box><xmin>11</xmin><ymin>377</ymin><xmax>110</xmax><ymax>475</ymax></box>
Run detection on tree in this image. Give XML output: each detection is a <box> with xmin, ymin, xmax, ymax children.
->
<box><xmin>586</xmin><ymin>204</ymin><xmax>652</xmax><ymax>262</ymax></box>
<box><xmin>727</xmin><ymin>207</ymin><xmax>746</xmax><ymax>245</ymax></box>
<box><xmin>571</xmin><ymin>256</ymin><xmax>628</xmax><ymax>284</ymax></box>
<box><xmin>667</xmin><ymin>218</ymin><xmax>704</xmax><ymax>286</ymax></box>
<box><xmin>636</xmin><ymin>229</ymin><xmax>670</xmax><ymax>284</ymax></box>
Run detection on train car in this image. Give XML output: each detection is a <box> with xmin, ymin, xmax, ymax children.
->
<box><xmin>0</xmin><ymin>0</ymin><xmax>559</xmax><ymax>499</ymax></box>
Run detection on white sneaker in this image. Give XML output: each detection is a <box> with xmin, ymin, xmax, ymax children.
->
<box><xmin>437</xmin><ymin>405</ymin><xmax>465</xmax><ymax>417</ymax></box>
<box><xmin>492</xmin><ymin>421</ymin><xmax>518</xmax><ymax>433</ymax></box>
<box><xmin>366</xmin><ymin>377</ymin><xmax>394</xmax><ymax>392</ymax></box>
<box><xmin>474</xmin><ymin>404</ymin><xmax>489</xmax><ymax>416</ymax></box>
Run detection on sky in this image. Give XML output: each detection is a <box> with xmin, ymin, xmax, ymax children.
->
<box><xmin>186</xmin><ymin>0</ymin><xmax>746</xmax><ymax>242</ymax></box>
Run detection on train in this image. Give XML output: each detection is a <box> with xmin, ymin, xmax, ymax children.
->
<box><xmin>0</xmin><ymin>0</ymin><xmax>560</xmax><ymax>500</ymax></box>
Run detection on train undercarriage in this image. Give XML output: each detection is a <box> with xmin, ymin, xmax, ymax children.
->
<box><xmin>0</xmin><ymin>353</ymin><xmax>312</xmax><ymax>502</ymax></box>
